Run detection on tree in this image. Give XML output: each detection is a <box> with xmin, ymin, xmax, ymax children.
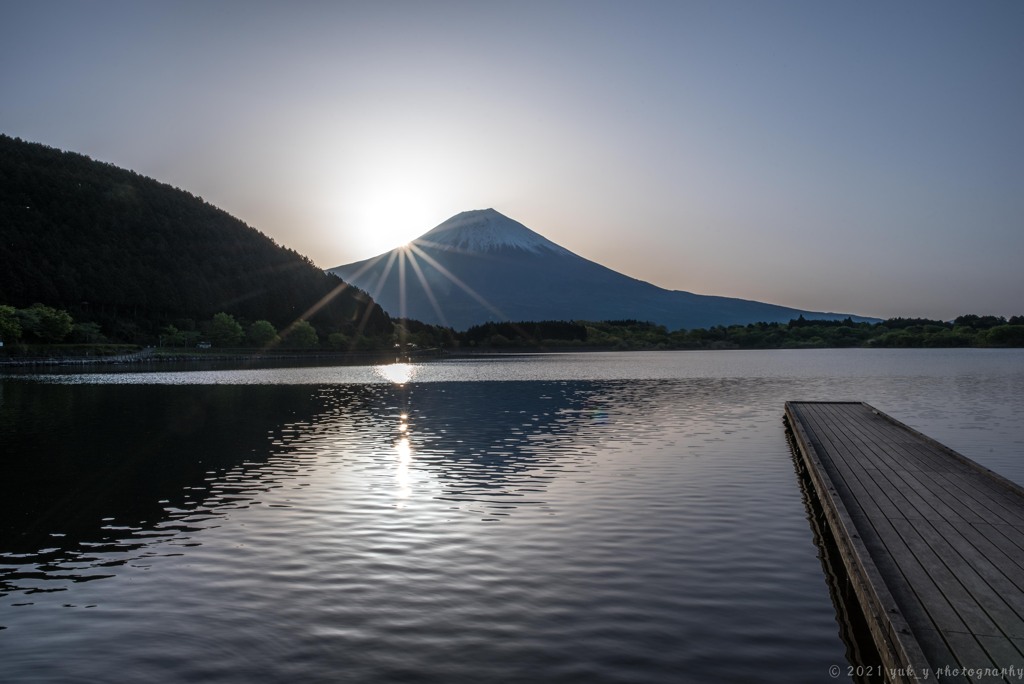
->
<box><xmin>986</xmin><ymin>325</ymin><xmax>1024</xmax><ymax>347</ymax></box>
<box><xmin>282</xmin><ymin>320</ymin><xmax>318</xmax><ymax>348</ymax></box>
<box><xmin>0</xmin><ymin>304</ymin><xmax>21</xmax><ymax>342</ymax></box>
<box><xmin>247</xmin><ymin>319</ymin><xmax>279</xmax><ymax>347</ymax></box>
<box><xmin>953</xmin><ymin>314</ymin><xmax>1006</xmax><ymax>330</ymax></box>
<box><xmin>328</xmin><ymin>332</ymin><xmax>350</xmax><ymax>350</ymax></box>
<box><xmin>209</xmin><ymin>312</ymin><xmax>243</xmax><ymax>347</ymax></box>
<box><xmin>17</xmin><ymin>303</ymin><xmax>73</xmax><ymax>343</ymax></box>
<box><xmin>71</xmin><ymin>321</ymin><xmax>106</xmax><ymax>343</ymax></box>
<box><xmin>160</xmin><ymin>325</ymin><xmax>187</xmax><ymax>346</ymax></box>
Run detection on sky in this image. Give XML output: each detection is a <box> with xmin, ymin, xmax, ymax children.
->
<box><xmin>2</xmin><ymin>1</ymin><xmax>1022</xmax><ymax>320</ymax></box>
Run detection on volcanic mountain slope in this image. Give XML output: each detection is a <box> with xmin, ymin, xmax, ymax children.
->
<box><xmin>330</xmin><ymin>209</ymin><xmax>872</xmax><ymax>331</ymax></box>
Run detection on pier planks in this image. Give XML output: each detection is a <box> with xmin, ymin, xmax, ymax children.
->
<box><xmin>786</xmin><ymin>401</ymin><xmax>1024</xmax><ymax>683</ymax></box>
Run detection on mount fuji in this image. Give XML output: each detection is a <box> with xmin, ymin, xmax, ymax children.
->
<box><xmin>329</xmin><ymin>209</ymin><xmax>872</xmax><ymax>331</ymax></box>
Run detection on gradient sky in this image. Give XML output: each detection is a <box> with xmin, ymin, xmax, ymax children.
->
<box><xmin>3</xmin><ymin>1</ymin><xmax>1022</xmax><ymax>320</ymax></box>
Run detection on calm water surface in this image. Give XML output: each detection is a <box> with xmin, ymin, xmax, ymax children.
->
<box><xmin>1</xmin><ymin>349</ymin><xmax>1022</xmax><ymax>683</ymax></box>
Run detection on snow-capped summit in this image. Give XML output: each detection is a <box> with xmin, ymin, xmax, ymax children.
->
<box><xmin>417</xmin><ymin>209</ymin><xmax>569</xmax><ymax>255</ymax></box>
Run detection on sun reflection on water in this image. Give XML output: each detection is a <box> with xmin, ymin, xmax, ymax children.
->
<box><xmin>374</xmin><ymin>362</ymin><xmax>415</xmax><ymax>385</ymax></box>
<box><xmin>394</xmin><ymin>435</ymin><xmax>413</xmax><ymax>502</ymax></box>
<box><xmin>393</xmin><ymin>408</ymin><xmax>416</xmax><ymax>503</ymax></box>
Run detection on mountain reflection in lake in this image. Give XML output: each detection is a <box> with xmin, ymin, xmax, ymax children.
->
<box><xmin>2</xmin><ymin>350</ymin><xmax>1022</xmax><ymax>684</ymax></box>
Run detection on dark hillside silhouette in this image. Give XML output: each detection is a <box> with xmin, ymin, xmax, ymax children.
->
<box><xmin>0</xmin><ymin>134</ymin><xmax>389</xmax><ymax>339</ymax></box>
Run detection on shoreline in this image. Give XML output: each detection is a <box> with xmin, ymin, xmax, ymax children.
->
<box><xmin>2</xmin><ymin>345</ymin><xmax>1017</xmax><ymax>372</ymax></box>
<box><xmin>0</xmin><ymin>347</ymin><xmax>431</xmax><ymax>368</ymax></box>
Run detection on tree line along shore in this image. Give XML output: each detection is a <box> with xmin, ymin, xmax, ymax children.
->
<box><xmin>2</xmin><ymin>303</ymin><xmax>1022</xmax><ymax>361</ymax></box>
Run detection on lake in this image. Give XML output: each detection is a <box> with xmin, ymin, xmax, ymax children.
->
<box><xmin>2</xmin><ymin>349</ymin><xmax>1022</xmax><ymax>683</ymax></box>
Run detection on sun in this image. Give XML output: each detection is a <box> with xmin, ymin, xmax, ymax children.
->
<box><xmin>347</xmin><ymin>177</ymin><xmax>449</xmax><ymax>258</ymax></box>
<box><xmin>356</xmin><ymin>195</ymin><xmax>429</xmax><ymax>254</ymax></box>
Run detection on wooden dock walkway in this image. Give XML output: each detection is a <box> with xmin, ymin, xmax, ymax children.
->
<box><xmin>785</xmin><ymin>401</ymin><xmax>1024</xmax><ymax>683</ymax></box>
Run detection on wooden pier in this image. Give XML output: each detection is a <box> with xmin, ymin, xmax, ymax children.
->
<box><xmin>785</xmin><ymin>401</ymin><xmax>1024</xmax><ymax>683</ymax></box>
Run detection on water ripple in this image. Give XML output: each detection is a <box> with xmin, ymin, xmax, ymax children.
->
<box><xmin>2</xmin><ymin>350</ymin><xmax>1022</xmax><ymax>683</ymax></box>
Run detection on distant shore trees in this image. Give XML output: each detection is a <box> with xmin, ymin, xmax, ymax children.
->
<box><xmin>282</xmin><ymin>320</ymin><xmax>318</xmax><ymax>348</ymax></box>
<box><xmin>0</xmin><ymin>303</ymin><xmax>383</xmax><ymax>354</ymax></box>
<box><xmin>2</xmin><ymin>302</ymin><xmax>1023</xmax><ymax>356</ymax></box>
<box><xmin>247</xmin><ymin>320</ymin><xmax>279</xmax><ymax>347</ymax></box>
<box><xmin>0</xmin><ymin>303</ymin><xmax>74</xmax><ymax>344</ymax></box>
<box><xmin>209</xmin><ymin>312</ymin><xmax>244</xmax><ymax>347</ymax></box>
<box><xmin>450</xmin><ymin>315</ymin><xmax>1024</xmax><ymax>351</ymax></box>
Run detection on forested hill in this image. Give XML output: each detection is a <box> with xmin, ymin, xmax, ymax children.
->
<box><xmin>0</xmin><ymin>134</ymin><xmax>390</xmax><ymax>339</ymax></box>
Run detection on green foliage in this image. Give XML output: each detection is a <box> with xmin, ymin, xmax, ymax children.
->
<box><xmin>71</xmin><ymin>321</ymin><xmax>105</xmax><ymax>343</ymax></box>
<box><xmin>3</xmin><ymin>296</ymin><xmax>1021</xmax><ymax>354</ymax></box>
<box><xmin>17</xmin><ymin>303</ymin><xmax>73</xmax><ymax>342</ymax></box>
<box><xmin>953</xmin><ymin>314</ymin><xmax>1006</xmax><ymax>330</ymax></box>
<box><xmin>876</xmin><ymin>317</ymin><xmax>948</xmax><ymax>330</ymax></box>
<box><xmin>986</xmin><ymin>325</ymin><xmax>1024</xmax><ymax>347</ymax></box>
<box><xmin>209</xmin><ymin>312</ymin><xmax>244</xmax><ymax>347</ymax></box>
<box><xmin>431</xmin><ymin>315</ymin><xmax>1024</xmax><ymax>350</ymax></box>
<box><xmin>247</xmin><ymin>319</ymin><xmax>279</xmax><ymax>347</ymax></box>
<box><xmin>328</xmin><ymin>332</ymin><xmax>350</xmax><ymax>350</ymax></box>
<box><xmin>160</xmin><ymin>325</ymin><xmax>187</xmax><ymax>346</ymax></box>
<box><xmin>282</xmin><ymin>320</ymin><xmax>319</xmax><ymax>348</ymax></box>
<box><xmin>0</xmin><ymin>304</ymin><xmax>21</xmax><ymax>342</ymax></box>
